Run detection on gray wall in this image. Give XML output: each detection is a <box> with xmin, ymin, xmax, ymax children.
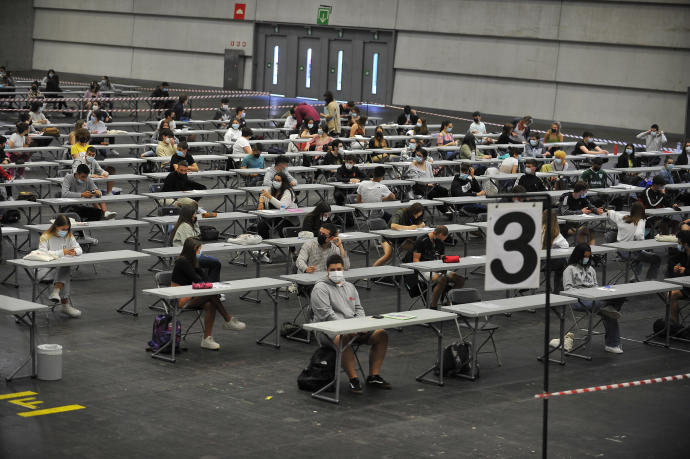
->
<box><xmin>0</xmin><ymin>0</ymin><xmax>34</xmax><ymax>70</ymax></box>
<box><xmin>18</xmin><ymin>0</ymin><xmax>690</xmax><ymax>133</ymax></box>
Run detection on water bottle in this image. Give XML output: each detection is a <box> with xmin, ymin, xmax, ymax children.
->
<box><xmin>471</xmin><ymin>149</ymin><xmax>476</xmax><ymax>161</ymax></box>
<box><xmin>677</xmin><ymin>142</ymin><xmax>682</xmax><ymax>153</ymax></box>
<box><xmin>280</xmin><ymin>203</ymin><xmax>286</xmax><ymax>212</ymax></box>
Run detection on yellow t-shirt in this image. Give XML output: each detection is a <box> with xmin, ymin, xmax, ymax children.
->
<box><xmin>70</xmin><ymin>143</ymin><xmax>90</xmax><ymax>158</ymax></box>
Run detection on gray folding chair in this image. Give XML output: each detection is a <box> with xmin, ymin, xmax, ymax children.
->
<box><xmin>448</xmin><ymin>288</ymin><xmax>502</xmax><ymax>366</ymax></box>
<box><xmin>154</xmin><ymin>271</ymin><xmax>204</xmax><ymax>341</ymax></box>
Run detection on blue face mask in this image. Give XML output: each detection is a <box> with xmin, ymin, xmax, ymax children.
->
<box><xmin>176</xmin><ymin>150</ymin><xmax>184</xmax><ymax>157</ymax></box>
<box><xmin>529</xmin><ymin>140</ymin><xmax>537</xmax><ymax>147</ymax></box>
<box><xmin>446</xmin><ymin>127</ymin><xmax>453</xmax><ymax>133</ymax></box>
<box><xmin>459</xmin><ymin>173</ymin><xmax>469</xmax><ymax>180</ymax></box>
<box><xmin>86</xmin><ymin>155</ymin><xmax>94</xmax><ymax>162</ymax></box>
<box><xmin>241</xmin><ymin>112</ymin><xmax>246</xmax><ymax>118</ymax></box>
<box><xmin>57</xmin><ymin>230</ymin><xmax>68</xmax><ymax>238</ymax></box>
<box><xmin>232</xmin><ymin>124</ymin><xmax>240</xmax><ymax>130</ymax></box>
<box><xmin>677</xmin><ymin>244</ymin><xmax>683</xmax><ymax>251</ymax></box>
<box><xmin>272</xmin><ymin>181</ymin><xmax>281</xmax><ymax>190</ymax></box>
<box><xmin>78</xmin><ymin>178</ymin><xmax>86</xmax><ymax>184</ymax></box>
<box><xmin>582</xmin><ymin>257</ymin><xmax>590</xmax><ymax>265</ymax></box>
<box><xmin>581</xmin><ymin>193</ymin><xmax>587</xmax><ymax>198</ymax></box>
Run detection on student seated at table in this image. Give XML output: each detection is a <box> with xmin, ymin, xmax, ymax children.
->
<box><xmin>234</xmin><ymin>106</ymin><xmax>247</xmax><ymax>128</ymax></box>
<box><xmin>232</xmin><ymin>127</ymin><xmax>253</xmax><ymax>158</ymax></box>
<box><xmin>170</xmin><ymin>141</ymin><xmax>197</xmax><ymax>172</ymax></box>
<box><xmin>72</xmin><ymin>146</ymin><xmax>116</xmax><ymax>195</ymax></box>
<box><xmin>172</xmin><ymin>238</ymin><xmax>246</xmax><ymax>351</ymax></box>
<box><xmin>296</xmin><ymin>222</ymin><xmax>349</xmax><ymax>273</ymax></box>
<box><xmin>257</xmin><ymin>172</ymin><xmax>297</xmax><ymax>262</ymax></box>
<box><xmin>213</xmin><ymin>97</ymin><xmax>232</xmax><ymax>127</ymax></box>
<box><xmin>540</xmin><ymin>150</ymin><xmax>569</xmax><ymax>190</ymax></box>
<box><xmin>437</xmin><ymin>120</ymin><xmax>458</xmax><ymax>159</ymax></box>
<box><xmin>510</xmin><ymin>115</ymin><xmax>532</xmax><ymax>143</ymax></box>
<box><xmin>495</xmin><ymin>123</ymin><xmax>522</xmax><ymax>153</ymax></box>
<box><xmin>543</xmin><ymin>121</ymin><xmax>563</xmax><ymax>148</ymax></box>
<box><xmin>667</xmin><ymin>230</ymin><xmax>690</xmax><ymax>325</ymax></box>
<box><xmin>302</xmin><ymin>202</ymin><xmax>331</xmax><ymax>236</ymax></box>
<box><xmin>151</xmin><ymin>82</ymin><xmax>172</xmax><ymax>110</ymax></box>
<box><xmin>307</xmin><ymin>121</ymin><xmax>333</xmax><ymax>154</ymax></box>
<box><xmin>310</xmin><ymin>254</ymin><xmax>391</xmax><ymax>393</ymax></box>
<box><xmin>641</xmin><ymin>175</ymin><xmax>681</xmax><ymax>234</ymax></box>
<box><xmin>240</xmin><ymin>145</ymin><xmax>264</xmax><ymax>185</ymax></box>
<box><xmin>405</xmin><ymin>226</ymin><xmax>465</xmax><ymax>308</ymax></box>
<box><xmin>162</xmin><ymin>160</ymin><xmax>206</xmax><ymax>193</ymax></box>
<box><xmin>284</xmin><ymin>105</ymin><xmax>298</xmax><ymax>131</ymax></box>
<box><xmin>396</xmin><ymin>105</ymin><xmax>418</xmax><ymax>131</ymax></box>
<box><xmin>320</xmin><ymin>139</ymin><xmax>344</xmax><ymax>173</ymax></box>
<box><xmin>7</xmin><ymin>122</ymin><xmax>31</xmax><ymax>178</ymax></box>
<box><xmin>498</xmin><ymin>147</ymin><xmax>520</xmax><ymax>174</ymax></box>
<box><xmin>515</xmin><ymin>158</ymin><xmax>547</xmax><ymax>192</ymax></box>
<box><xmin>86</xmin><ymin>110</ymin><xmax>107</xmax><ymax>134</ymax></box>
<box><xmin>356</xmin><ymin>166</ymin><xmax>396</xmax><ymax>222</ymax></box>
<box><xmin>525</xmin><ymin>133</ymin><xmax>549</xmax><ymax>158</ymax></box>
<box><xmin>61</xmin><ymin>164</ymin><xmax>116</xmax><ymax>220</ymax></box>
<box><xmin>563</xmin><ymin>243</ymin><xmax>624</xmax><ymax>354</ymax></box>
<box><xmin>28</xmin><ymin>101</ymin><xmax>49</xmax><ymax>125</ymax></box>
<box><xmin>223</xmin><ymin>118</ymin><xmax>242</xmax><ymax>143</ymax></box>
<box><xmin>262</xmin><ymin>155</ymin><xmax>297</xmax><ymax>189</ymax></box>
<box><xmin>155</xmin><ymin>128</ymin><xmax>177</xmax><ymax>158</ymax></box>
<box><xmin>374</xmin><ymin>202</ymin><xmax>425</xmax><ymax>267</ymax></box>
<box><xmin>39</xmin><ymin>214</ymin><xmax>83</xmax><ymax>318</ymax></box>
<box><xmin>173</xmin><ymin>94</ymin><xmax>191</xmax><ymax>122</ymax></box>
<box><xmin>405</xmin><ymin>146</ymin><xmax>433</xmax><ymax>196</ymax></box>
<box><xmin>69</xmin><ymin>128</ymin><xmax>92</xmax><ymax>160</ymax></box>
<box><xmin>451</xmin><ymin>163</ymin><xmax>486</xmax><ymax>214</ymax></box>
<box><xmin>558</xmin><ymin>181</ymin><xmax>601</xmax><ymax>236</ymax></box>
<box><xmin>67</xmin><ymin>120</ymin><xmax>86</xmax><ymax>146</ymax></box>
<box><xmin>606</xmin><ymin>202</ymin><xmax>660</xmax><ymax>280</ymax></box>
<box><xmin>368</xmin><ymin>124</ymin><xmax>392</xmax><ymax>162</ymax></box>
<box><xmin>334</xmin><ymin>157</ymin><xmax>367</xmax><ymax>205</ymax></box>
<box><xmin>160</xmin><ymin>109</ymin><xmax>176</xmax><ymax>130</ymax></box>
<box><xmin>541</xmin><ymin>210</ymin><xmax>569</xmax><ymax>292</ymax></box>
<box><xmin>573</xmin><ymin>131</ymin><xmax>609</xmax><ymax>155</ymax></box>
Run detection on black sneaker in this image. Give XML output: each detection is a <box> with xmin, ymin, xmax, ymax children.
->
<box><xmin>349</xmin><ymin>377</ymin><xmax>363</xmax><ymax>394</ymax></box>
<box><xmin>366</xmin><ymin>374</ymin><xmax>392</xmax><ymax>390</ymax></box>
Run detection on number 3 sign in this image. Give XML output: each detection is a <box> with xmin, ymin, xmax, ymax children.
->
<box><xmin>485</xmin><ymin>202</ymin><xmax>543</xmax><ymax>291</ymax></box>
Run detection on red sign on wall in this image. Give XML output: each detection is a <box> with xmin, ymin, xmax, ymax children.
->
<box><xmin>234</xmin><ymin>3</ymin><xmax>246</xmax><ymax>20</ymax></box>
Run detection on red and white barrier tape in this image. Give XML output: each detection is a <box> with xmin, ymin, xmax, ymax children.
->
<box><xmin>534</xmin><ymin>372</ymin><xmax>690</xmax><ymax>399</ymax></box>
<box><xmin>0</xmin><ymin>103</ymin><xmax>312</xmax><ymax>113</ymax></box>
<box><xmin>0</xmin><ymin>92</ymin><xmax>269</xmax><ymax>103</ymax></box>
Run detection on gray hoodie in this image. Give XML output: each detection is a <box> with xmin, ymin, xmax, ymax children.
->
<box><xmin>61</xmin><ymin>173</ymin><xmax>98</xmax><ymax>198</ymax></box>
<box><xmin>310</xmin><ymin>277</ymin><xmax>364</xmax><ymax>322</ymax></box>
<box><xmin>562</xmin><ymin>263</ymin><xmax>597</xmax><ymax>291</ymax></box>
<box><xmin>636</xmin><ymin>130</ymin><xmax>667</xmax><ymax>152</ymax></box>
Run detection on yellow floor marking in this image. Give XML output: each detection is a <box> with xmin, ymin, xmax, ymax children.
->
<box><xmin>17</xmin><ymin>404</ymin><xmax>85</xmax><ymax>417</ymax></box>
<box><xmin>9</xmin><ymin>397</ymin><xmax>43</xmax><ymax>409</ymax></box>
<box><xmin>0</xmin><ymin>391</ymin><xmax>38</xmax><ymax>400</ymax></box>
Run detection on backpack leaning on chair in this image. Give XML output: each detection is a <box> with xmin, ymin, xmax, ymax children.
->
<box><xmin>147</xmin><ymin>314</ymin><xmax>182</xmax><ymax>354</ymax></box>
<box><xmin>435</xmin><ymin>341</ymin><xmax>478</xmax><ymax>378</ymax></box>
<box><xmin>297</xmin><ymin>346</ymin><xmax>336</xmax><ymax>392</ymax></box>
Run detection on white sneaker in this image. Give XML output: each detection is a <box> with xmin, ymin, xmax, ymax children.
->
<box><xmin>49</xmin><ymin>287</ymin><xmax>61</xmax><ymax>303</ymax></box>
<box><xmin>60</xmin><ymin>303</ymin><xmax>82</xmax><ymax>318</ymax></box>
<box><xmin>81</xmin><ymin>235</ymin><xmax>99</xmax><ymax>245</ymax></box>
<box><xmin>103</xmin><ymin>211</ymin><xmax>117</xmax><ymax>220</ymax></box>
<box><xmin>223</xmin><ymin>317</ymin><xmax>246</xmax><ymax>331</ymax></box>
<box><xmin>604</xmin><ymin>345</ymin><xmax>624</xmax><ymax>354</ymax></box>
<box><xmin>197</xmin><ymin>207</ymin><xmax>208</xmax><ymax>215</ymax></box>
<box><xmin>201</xmin><ymin>336</ymin><xmax>220</xmax><ymax>350</ymax></box>
<box><xmin>260</xmin><ymin>253</ymin><xmax>271</xmax><ymax>264</ymax></box>
<box><xmin>219</xmin><ymin>294</ymin><xmax>226</xmax><ymax>302</ymax></box>
<box><xmin>109</xmin><ymin>149</ymin><xmax>120</xmax><ymax>157</ymax></box>
<box><xmin>564</xmin><ymin>332</ymin><xmax>574</xmax><ymax>352</ymax></box>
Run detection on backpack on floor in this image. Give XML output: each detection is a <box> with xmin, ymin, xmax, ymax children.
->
<box><xmin>436</xmin><ymin>341</ymin><xmax>478</xmax><ymax>378</ymax></box>
<box><xmin>147</xmin><ymin>314</ymin><xmax>181</xmax><ymax>354</ymax></box>
<box><xmin>653</xmin><ymin>319</ymin><xmax>690</xmax><ymax>340</ymax></box>
<box><xmin>297</xmin><ymin>346</ymin><xmax>336</xmax><ymax>392</ymax></box>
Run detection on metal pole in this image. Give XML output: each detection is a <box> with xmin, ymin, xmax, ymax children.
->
<box><xmin>543</xmin><ymin>198</ymin><xmax>553</xmax><ymax>459</ymax></box>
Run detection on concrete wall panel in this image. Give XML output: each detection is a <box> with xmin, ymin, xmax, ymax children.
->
<box><xmin>133</xmin><ymin>0</ymin><xmax>255</xmax><ymax>21</ymax></box>
<box><xmin>34</xmin><ymin>0</ymin><xmax>133</xmax><ymax>13</ymax></box>
<box><xmin>34</xmin><ymin>9</ymin><xmax>134</xmax><ymax>46</ymax></box>
<box><xmin>131</xmin><ymin>49</ymin><xmax>224</xmax><ymax>88</ymax></box>
<box><xmin>256</xmin><ymin>0</ymin><xmax>398</xmax><ymax>30</ymax></box>
<box><xmin>32</xmin><ymin>41</ymin><xmax>133</xmax><ymax>78</ymax></box>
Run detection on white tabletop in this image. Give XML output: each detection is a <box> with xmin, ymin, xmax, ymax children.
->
<box><xmin>281</xmin><ymin>265</ymin><xmax>413</xmax><ymax>285</ymax></box>
<box><xmin>143</xmin><ymin>212</ymin><xmax>257</xmax><ymax>225</ymax></box>
<box><xmin>143</xmin><ymin>277</ymin><xmax>292</xmax><ymax>300</ymax></box>
<box><xmin>560</xmin><ymin>280</ymin><xmax>677</xmax><ymax>301</ymax></box>
<box><xmin>0</xmin><ymin>295</ymin><xmax>51</xmax><ymax>315</ymax></box>
<box><xmin>8</xmin><ymin>249</ymin><xmax>149</xmax><ymax>268</ymax></box>
<box><xmin>24</xmin><ymin>219</ymin><xmax>149</xmax><ymax>233</ymax></box>
<box><xmin>442</xmin><ymin>294</ymin><xmax>577</xmax><ymax>317</ymax></box>
<box><xmin>265</xmin><ymin>232</ymin><xmax>380</xmax><ymax>248</ymax></box>
<box><xmin>143</xmin><ymin>241</ymin><xmax>272</xmax><ymax>257</ymax></box>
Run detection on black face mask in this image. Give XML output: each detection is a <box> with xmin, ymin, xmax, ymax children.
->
<box><xmin>317</xmin><ymin>234</ymin><xmax>328</xmax><ymax>246</ymax></box>
<box><xmin>473</xmin><ymin>118</ymin><xmax>480</xmax><ymax>123</ymax></box>
<box><xmin>375</xmin><ymin>132</ymin><xmax>383</xmax><ymax>138</ymax></box>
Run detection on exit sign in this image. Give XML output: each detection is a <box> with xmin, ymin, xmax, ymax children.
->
<box><xmin>317</xmin><ymin>5</ymin><xmax>331</xmax><ymax>25</ymax></box>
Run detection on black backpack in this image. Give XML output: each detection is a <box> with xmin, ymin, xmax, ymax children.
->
<box><xmin>297</xmin><ymin>346</ymin><xmax>336</xmax><ymax>392</ymax></box>
<box><xmin>199</xmin><ymin>226</ymin><xmax>219</xmax><ymax>241</ymax></box>
<box><xmin>653</xmin><ymin>319</ymin><xmax>690</xmax><ymax>340</ymax></box>
<box><xmin>436</xmin><ymin>341</ymin><xmax>478</xmax><ymax>378</ymax></box>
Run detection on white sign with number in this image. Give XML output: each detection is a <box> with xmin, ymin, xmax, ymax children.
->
<box><xmin>485</xmin><ymin>202</ymin><xmax>543</xmax><ymax>291</ymax></box>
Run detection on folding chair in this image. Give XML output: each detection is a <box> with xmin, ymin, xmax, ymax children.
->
<box><xmin>314</xmin><ymin>323</ymin><xmax>366</xmax><ymax>381</ymax></box>
<box><xmin>154</xmin><ymin>271</ymin><xmax>204</xmax><ymax>341</ymax></box>
<box><xmin>282</xmin><ymin>225</ymin><xmax>313</xmax><ymax>343</ymax></box>
<box><xmin>562</xmin><ymin>299</ymin><xmax>605</xmax><ymax>360</ymax></box>
<box><xmin>447</xmin><ymin>288</ymin><xmax>502</xmax><ymax>366</ymax></box>
<box><xmin>64</xmin><ymin>212</ymin><xmax>98</xmax><ymax>275</ymax></box>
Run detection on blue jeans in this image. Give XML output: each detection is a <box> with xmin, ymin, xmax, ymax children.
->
<box><xmin>198</xmin><ymin>254</ymin><xmax>221</xmax><ymax>283</ymax></box>
<box><xmin>577</xmin><ymin>300</ymin><xmax>620</xmax><ymax>347</ymax></box>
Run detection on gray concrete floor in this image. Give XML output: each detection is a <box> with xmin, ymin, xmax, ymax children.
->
<box><xmin>1</xmin><ymin>75</ymin><xmax>689</xmax><ymax>458</ymax></box>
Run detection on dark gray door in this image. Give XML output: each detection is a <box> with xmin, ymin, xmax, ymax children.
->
<box><xmin>263</xmin><ymin>35</ymin><xmax>288</xmax><ymax>96</ymax></box>
<box><xmin>327</xmin><ymin>40</ymin><xmax>353</xmax><ymax>101</ymax></box>
<box><xmin>362</xmin><ymin>42</ymin><xmax>387</xmax><ymax>104</ymax></box>
<box><xmin>296</xmin><ymin>37</ymin><xmax>321</xmax><ymax>99</ymax></box>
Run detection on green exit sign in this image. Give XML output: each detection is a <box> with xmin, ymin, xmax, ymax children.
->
<box><xmin>317</xmin><ymin>6</ymin><xmax>330</xmax><ymax>25</ymax></box>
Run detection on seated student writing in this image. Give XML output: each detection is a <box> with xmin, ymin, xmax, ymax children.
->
<box><xmin>171</xmin><ymin>238</ymin><xmax>246</xmax><ymax>350</ymax></box>
<box><xmin>72</xmin><ymin>146</ymin><xmax>116</xmax><ymax>195</ymax></box>
<box><xmin>562</xmin><ymin>243</ymin><xmax>624</xmax><ymax>354</ymax></box>
<box><xmin>606</xmin><ymin>202</ymin><xmax>660</xmax><ymax>280</ymax></box>
<box><xmin>357</xmin><ymin>166</ymin><xmax>396</xmax><ymax>221</ymax></box>
<box><xmin>450</xmin><ymin>163</ymin><xmax>486</xmax><ymax>215</ymax></box>
<box><xmin>668</xmin><ymin>230</ymin><xmax>690</xmax><ymax>325</ymax></box>
<box><xmin>257</xmin><ymin>172</ymin><xmax>298</xmax><ymax>263</ymax></box>
<box><xmin>170</xmin><ymin>141</ymin><xmax>198</xmax><ymax>172</ymax></box>
<box><xmin>405</xmin><ymin>226</ymin><xmax>465</xmax><ymax>308</ymax></box>
<box><xmin>542</xmin><ymin>210</ymin><xmax>569</xmax><ymax>292</ymax></box>
<box><xmin>40</xmin><ymin>214</ymin><xmax>83</xmax><ymax>318</ymax></box>
<box><xmin>641</xmin><ymin>175</ymin><xmax>681</xmax><ymax>235</ymax></box>
<box><xmin>573</xmin><ymin>131</ymin><xmax>609</xmax><ymax>155</ymax></box>
<box><xmin>161</xmin><ymin>160</ymin><xmax>208</xmax><ymax>210</ymax></box>
<box><xmin>374</xmin><ymin>202</ymin><xmax>425</xmax><ymax>267</ymax></box>
<box><xmin>61</xmin><ymin>164</ymin><xmax>116</xmax><ymax>221</ymax></box>
<box><xmin>70</xmin><ymin>128</ymin><xmax>91</xmax><ymax>159</ymax></box>
<box><xmin>240</xmin><ymin>144</ymin><xmax>264</xmax><ymax>186</ymax></box>
<box><xmin>310</xmin><ymin>254</ymin><xmax>392</xmax><ymax>393</ymax></box>
<box><xmin>558</xmin><ymin>181</ymin><xmax>602</xmax><ymax>237</ymax></box>
<box><xmin>296</xmin><ymin>222</ymin><xmax>350</xmax><ymax>273</ymax></box>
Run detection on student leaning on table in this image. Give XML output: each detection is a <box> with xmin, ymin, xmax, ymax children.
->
<box><xmin>40</xmin><ymin>214</ymin><xmax>83</xmax><ymax>318</ymax></box>
<box><xmin>171</xmin><ymin>238</ymin><xmax>246</xmax><ymax>351</ymax></box>
<box><xmin>667</xmin><ymin>230</ymin><xmax>690</xmax><ymax>325</ymax></box>
<box><xmin>296</xmin><ymin>222</ymin><xmax>350</xmax><ymax>273</ymax></box>
<box><xmin>606</xmin><ymin>202</ymin><xmax>660</xmax><ymax>280</ymax></box>
<box><xmin>257</xmin><ymin>171</ymin><xmax>298</xmax><ymax>263</ymax></box>
<box><xmin>562</xmin><ymin>243</ymin><xmax>625</xmax><ymax>354</ymax></box>
<box><xmin>262</xmin><ymin>155</ymin><xmax>298</xmax><ymax>189</ymax></box>
<box><xmin>61</xmin><ymin>164</ymin><xmax>117</xmax><ymax>221</ymax></box>
<box><xmin>70</xmin><ymin>128</ymin><xmax>91</xmax><ymax>159</ymax></box>
<box><xmin>356</xmin><ymin>166</ymin><xmax>396</xmax><ymax>221</ymax></box>
<box><xmin>373</xmin><ymin>202</ymin><xmax>425</xmax><ymax>267</ymax></box>
<box><xmin>310</xmin><ymin>254</ymin><xmax>391</xmax><ymax>393</ymax></box>
<box><xmin>72</xmin><ymin>146</ymin><xmax>116</xmax><ymax>195</ymax></box>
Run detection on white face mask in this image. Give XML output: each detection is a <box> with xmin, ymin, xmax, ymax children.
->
<box><xmin>328</xmin><ymin>270</ymin><xmax>344</xmax><ymax>284</ymax></box>
<box><xmin>221</xmin><ymin>105</ymin><xmax>229</xmax><ymax>110</ymax></box>
<box><xmin>321</xmin><ymin>214</ymin><xmax>329</xmax><ymax>222</ymax></box>
<box><xmin>345</xmin><ymin>163</ymin><xmax>353</xmax><ymax>170</ymax></box>
<box><xmin>582</xmin><ymin>257</ymin><xmax>590</xmax><ymax>265</ymax></box>
<box><xmin>686</xmin><ymin>146</ymin><xmax>690</xmax><ymax>154</ymax></box>
<box><xmin>525</xmin><ymin>167</ymin><xmax>533</xmax><ymax>174</ymax></box>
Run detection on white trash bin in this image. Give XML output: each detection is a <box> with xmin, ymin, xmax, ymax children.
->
<box><xmin>36</xmin><ymin>344</ymin><xmax>63</xmax><ymax>381</ymax></box>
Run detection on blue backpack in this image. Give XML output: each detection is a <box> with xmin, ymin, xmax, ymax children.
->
<box><xmin>148</xmin><ymin>314</ymin><xmax>181</xmax><ymax>354</ymax></box>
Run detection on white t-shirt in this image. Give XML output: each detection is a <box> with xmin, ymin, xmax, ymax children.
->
<box><xmin>607</xmin><ymin>210</ymin><xmax>645</xmax><ymax>242</ymax></box>
<box><xmin>552</xmin><ymin>233</ymin><xmax>569</xmax><ymax>249</ymax></box>
<box><xmin>29</xmin><ymin>112</ymin><xmax>48</xmax><ymax>123</ymax></box>
<box><xmin>224</xmin><ymin>127</ymin><xmax>242</xmax><ymax>143</ymax></box>
<box><xmin>284</xmin><ymin>115</ymin><xmax>297</xmax><ymax>130</ymax></box>
<box><xmin>357</xmin><ymin>180</ymin><xmax>391</xmax><ymax>218</ymax></box>
<box><xmin>468</xmin><ymin>121</ymin><xmax>486</xmax><ymax>135</ymax></box>
<box><xmin>160</xmin><ymin>119</ymin><xmax>176</xmax><ymax>130</ymax></box>
<box><xmin>499</xmin><ymin>157</ymin><xmax>518</xmax><ymax>174</ymax></box>
<box><xmin>232</xmin><ymin>136</ymin><xmax>251</xmax><ymax>155</ymax></box>
<box><xmin>9</xmin><ymin>132</ymin><xmax>26</xmax><ymax>148</ymax></box>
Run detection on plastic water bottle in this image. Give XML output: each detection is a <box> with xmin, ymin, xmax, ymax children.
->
<box><xmin>280</xmin><ymin>203</ymin><xmax>286</xmax><ymax>212</ymax></box>
<box><xmin>677</xmin><ymin>142</ymin><xmax>682</xmax><ymax>153</ymax></box>
<box><xmin>471</xmin><ymin>149</ymin><xmax>476</xmax><ymax>161</ymax></box>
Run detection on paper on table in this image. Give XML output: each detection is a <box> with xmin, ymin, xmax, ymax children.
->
<box><xmin>287</xmin><ymin>209</ymin><xmax>304</xmax><ymax>213</ymax></box>
<box><xmin>382</xmin><ymin>312</ymin><xmax>416</xmax><ymax>320</ymax></box>
<box><xmin>597</xmin><ymin>287</ymin><xmax>616</xmax><ymax>291</ymax></box>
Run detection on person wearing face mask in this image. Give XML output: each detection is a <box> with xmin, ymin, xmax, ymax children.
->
<box><xmin>28</xmin><ymin>81</ymin><xmax>43</xmax><ymax>98</ymax></box>
<box><xmin>498</xmin><ymin>147</ymin><xmax>521</xmax><ymax>174</ymax></box>
<box><xmin>356</xmin><ymin>166</ymin><xmax>396</xmax><ymax>220</ymax></box>
<box><xmin>524</xmin><ymin>134</ymin><xmax>547</xmax><ymax>158</ymax></box>
<box><xmin>155</xmin><ymin>128</ymin><xmax>177</xmax><ymax>158</ymax></box>
<box><xmin>151</xmin><ymin>82</ymin><xmax>173</xmax><ymax>110</ymax></box>
<box><xmin>558</xmin><ymin>181</ymin><xmax>601</xmax><ymax>236</ymax></box>
<box><xmin>437</xmin><ymin>120</ymin><xmax>458</xmax><ymax>158</ymax></box>
<box><xmin>284</xmin><ymin>105</ymin><xmax>298</xmax><ymax>131</ymax></box>
<box><xmin>172</xmin><ymin>238</ymin><xmax>246</xmax><ymax>351</ymax></box>
<box><xmin>642</xmin><ymin>175</ymin><xmax>680</xmax><ymax>235</ymax></box>
<box><xmin>234</xmin><ymin>106</ymin><xmax>247</xmax><ymax>128</ymax></box>
<box><xmin>302</xmin><ymin>202</ymin><xmax>332</xmax><ymax>236</ymax></box>
<box><xmin>516</xmin><ymin>158</ymin><xmax>547</xmax><ymax>192</ymax></box>
<box><xmin>563</xmin><ymin>243</ymin><xmax>625</xmax><ymax>354</ymax></box>
<box><xmin>310</xmin><ymin>254</ymin><xmax>392</xmax><ymax>393</ymax></box>
<box><xmin>223</xmin><ymin>117</ymin><xmax>243</xmax><ymax>143</ymax></box>
<box><xmin>405</xmin><ymin>147</ymin><xmax>435</xmax><ymax>196</ymax></box>
<box><xmin>170</xmin><ymin>141</ymin><xmax>198</xmax><ymax>172</ymax></box>
<box><xmin>86</xmin><ymin>110</ymin><xmax>107</xmax><ymax>134</ymax></box>
<box><xmin>672</xmin><ymin>139</ymin><xmax>690</xmax><ymax>172</ymax></box>
<box><xmin>539</xmin><ymin>150</ymin><xmax>569</xmax><ymax>190</ymax></box>
<box><xmin>73</xmin><ymin>146</ymin><xmax>116</xmax><ymax>195</ymax></box>
<box><xmin>42</xmin><ymin>69</ymin><xmax>69</xmax><ymax>114</ymax></box>
<box><xmin>298</xmin><ymin>118</ymin><xmax>319</xmax><ymax>166</ymax></box>
<box><xmin>173</xmin><ymin>94</ymin><xmax>191</xmax><ymax>122</ymax></box>
<box><xmin>320</xmin><ymin>91</ymin><xmax>341</xmax><ymax>136</ymax></box>
<box><xmin>451</xmin><ymin>163</ymin><xmax>485</xmax><ymax>197</ymax></box>
<box><xmin>574</xmin><ymin>131</ymin><xmax>609</xmax><ymax>155</ymax></box>
<box><xmin>307</xmin><ymin>121</ymin><xmax>333</xmax><ymax>154</ymax></box>
<box><xmin>510</xmin><ymin>115</ymin><xmax>533</xmax><ymax>143</ymax></box>
<box><xmin>321</xmin><ymin>139</ymin><xmax>345</xmax><ymax>176</ymax></box>
<box><xmin>374</xmin><ymin>202</ymin><xmax>425</xmax><ymax>267</ymax></box>
<box><xmin>396</xmin><ymin>105</ymin><xmax>418</xmax><ymax>131</ymax></box>
<box><xmin>296</xmin><ymin>222</ymin><xmax>349</xmax><ymax>273</ymax></box>
<box><xmin>667</xmin><ymin>230</ymin><xmax>690</xmax><ymax>325</ymax></box>
<box><xmin>28</xmin><ymin>101</ymin><xmax>49</xmax><ymax>125</ymax></box>
<box><xmin>616</xmin><ymin>143</ymin><xmax>643</xmax><ymax>185</ymax></box>
<box><xmin>606</xmin><ymin>202</ymin><xmax>660</xmax><ymax>281</ymax></box>
<box><xmin>213</xmin><ymin>97</ymin><xmax>232</xmax><ymax>126</ymax></box>
<box><xmin>368</xmin><ymin>124</ymin><xmax>392</xmax><ymax>162</ymax></box>
<box><xmin>162</xmin><ymin>161</ymin><xmax>207</xmax><ymax>213</ymax></box>
<box><xmin>293</xmin><ymin>102</ymin><xmax>320</xmax><ymax>127</ymax></box>
<box><xmin>232</xmin><ymin>127</ymin><xmax>253</xmax><ymax>159</ymax></box>
<box><xmin>580</xmin><ymin>157</ymin><xmax>610</xmax><ymax>190</ymax></box>
<box><xmin>61</xmin><ymin>164</ymin><xmax>116</xmax><ymax>220</ymax></box>
<box><xmin>240</xmin><ymin>145</ymin><xmax>264</xmax><ymax>185</ymax></box>
<box><xmin>257</xmin><ymin>172</ymin><xmax>297</xmax><ymax>260</ymax></box>
<box><xmin>334</xmin><ymin>158</ymin><xmax>368</xmax><ymax>205</ymax></box>
<box><xmin>262</xmin><ymin>155</ymin><xmax>298</xmax><ymax>189</ymax></box>
<box><xmin>39</xmin><ymin>214</ymin><xmax>83</xmax><ymax>317</ymax></box>
<box><xmin>349</xmin><ymin>115</ymin><xmax>367</xmax><ymax>138</ymax></box>
<box><xmin>468</xmin><ymin>111</ymin><xmax>486</xmax><ymax>136</ymax></box>
<box><xmin>659</xmin><ymin>157</ymin><xmax>688</xmax><ymax>206</ymax></box>
<box><xmin>636</xmin><ymin>124</ymin><xmax>667</xmax><ymax>152</ymax></box>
